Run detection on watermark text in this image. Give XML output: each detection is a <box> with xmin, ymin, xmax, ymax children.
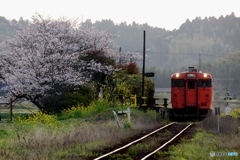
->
<box><xmin>210</xmin><ymin>151</ymin><xmax>238</xmax><ymax>157</ymax></box>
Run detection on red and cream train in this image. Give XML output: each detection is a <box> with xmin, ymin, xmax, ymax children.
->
<box><xmin>171</xmin><ymin>67</ymin><xmax>213</xmax><ymax>117</ymax></box>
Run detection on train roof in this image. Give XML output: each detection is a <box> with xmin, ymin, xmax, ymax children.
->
<box><xmin>171</xmin><ymin>67</ymin><xmax>212</xmax><ymax>79</ymax></box>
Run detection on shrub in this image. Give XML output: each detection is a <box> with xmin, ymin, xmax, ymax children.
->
<box><xmin>231</xmin><ymin>109</ymin><xmax>240</xmax><ymax>118</ymax></box>
<box><xmin>15</xmin><ymin>112</ymin><xmax>59</xmax><ymax>128</ymax></box>
<box><xmin>60</xmin><ymin>92</ymin><xmax>90</xmax><ymax>108</ymax></box>
<box><xmin>59</xmin><ymin>99</ymin><xmax>115</xmax><ymax>120</ymax></box>
<box><xmin>58</xmin><ymin>85</ymin><xmax>94</xmax><ymax>110</ymax></box>
<box><xmin>126</xmin><ymin>62</ymin><xmax>139</xmax><ymax>74</ymax></box>
<box><xmin>123</xmin><ymin>121</ymin><xmax>132</xmax><ymax>129</ymax></box>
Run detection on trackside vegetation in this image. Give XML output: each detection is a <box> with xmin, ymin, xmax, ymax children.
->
<box><xmin>0</xmin><ymin>101</ymin><xmax>240</xmax><ymax>159</ymax></box>
<box><xmin>161</xmin><ymin>114</ymin><xmax>240</xmax><ymax>160</ymax></box>
<box><xmin>0</xmin><ymin>99</ymin><xmax>163</xmax><ymax>159</ymax></box>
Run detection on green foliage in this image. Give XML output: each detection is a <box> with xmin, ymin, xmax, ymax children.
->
<box><xmin>167</xmin><ymin>131</ymin><xmax>240</xmax><ymax>160</ymax></box>
<box><xmin>125</xmin><ymin>74</ymin><xmax>154</xmax><ymax>100</ymax></box>
<box><xmin>103</xmin><ymin>72</ymin><xmax>131</xmax><ymax>103</ymax></box>
<box><xmin>39</xmin><ymin>85</ymin><xmax>95</xmax><ymax>113</ymax></box>
<box><xmin>1</xmin><ymin>15</ymin><xmax>240</xmax><ymax>69</ymax></box>
<box><xmin>202</xmin><ymin>51</ymin><xmax>240</xmax><ymax>97</ymax></box>
<box><xmin>230</xmin><ymin>109</ymin><xmax>240</xmax><ymax>118</ymax></box>
<box><xmin>79</xmin><ymin>50</ymin><xmax>116</xmax><ymax>91</ymax></box>
<box><xmin>14</xmin><ymin>112</ymin><xmax>59</xmax><ymax>128</ymax></box>
<box><xmin>145</xmin><ymin>109</ymin><xmax>157</xmax><ymax>121</ymax></box>
<box><xmin>0</xmin><ymin>129</ymin><xmax>9</xmax><ymax>138</ymax></box>
<box><xmin>59</xmin><ymin>88</ymin><xmax>93</xmax><ymax>109</ymax></box>
<box><xmin>217</xmin><ymin>108</ymin><xmax>240</xmax><ymax>119</ymax></box>
<box><xmin>88</xmin><ymin>14</ymin><xmax>240</xmax><ymax>69</ymax></box>
<box><xmin>79</xmin><ymin>50</ymin><xmax>115</xmax><ymax>67</ymax></box>
<box><xmin>102</xmin><ymin>72</ymin><xmax>154</xmax><ymax>107</ymax></box>
<box><xmin>123</xmin><ymin>121</ymin><xmax>132</xmax><ymax>129</ymax></box>
<box><xmin>2</xmin><ymin>14</ymin><xmax>240</xmax><ymax>111</ymax></box>
<box><xmin>168</xmin><ymin>132</ymin><xmax>216</xmax><ymax>160</ymax></box>
<box><xmin>58</xmin><ymin>99</ymin><xmax>114</xmax><ymax>120</ymax></box>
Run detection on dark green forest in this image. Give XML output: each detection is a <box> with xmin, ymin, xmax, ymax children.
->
<box><xmin>84</xmin><ymin>12</ymin><xmax>240</xmax><ymax>97</ymax></box>
<box><xmin>88</xmin><ymin>12</ymin><xmax>240</xmax><ymax>66</ymax></box>
<box><xmin>0</xmin><ymin>12</ymin><xmax>240</xmax><ymax>98</ymax></box>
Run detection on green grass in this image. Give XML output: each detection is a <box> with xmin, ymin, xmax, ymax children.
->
<box><xmin>167</xmin><ymin>132</ymin><xmax>216</xmax><ymax>160</ymax></box>
<box><xmin>166</xmin><ymin>131</ymin><xmax>240</xmax><ymax>160</ymax></box>
<box><xmin>0</xmin><ymin>99</ymin><xmax>162</xmax><ymax>159</ymax></box>
<box><xmin>163</xmin><ymin>115</ymin><xmax>240</xmax><ymax>160</ymax></box>
<box><xmin>1</xmin><ymin>99</ymin><xmax>239</xmax><ymax>160</ymax></box>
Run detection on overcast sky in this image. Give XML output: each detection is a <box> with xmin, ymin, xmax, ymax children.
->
<box><xmin>1</xmin><ymin>0</ymin><xmax>240</xmax><ymax>30</ymax></box>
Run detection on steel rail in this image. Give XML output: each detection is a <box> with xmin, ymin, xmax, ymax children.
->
<box><xmin>141</xmin><ymin>123</ymin><xmax>193</xmax><ymax>160</ymax></box>
<box><xmin>93</xmin><ymin>122</ymin><xmax>176</xmax><ymax>160</ymax></box>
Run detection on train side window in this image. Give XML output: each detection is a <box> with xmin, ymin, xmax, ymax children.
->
<box><xmin>188</xmin><ymin>80</ymin><xmax>195</xmax><ymax>89</ymax></box>
<box><xmin>197</xmin><ymin>79</ymin><xmax>211</xmax><ymax>87</ymax></box>
<box><xmin>171</xmin><ymin>79</ymin><xmax>185</xmax><ymax>87</ymax></box>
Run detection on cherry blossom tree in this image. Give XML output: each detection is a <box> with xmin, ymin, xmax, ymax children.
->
<box><xmin>0</xmin><ymin>14</ymin><xmax>121</xmax><ymax>113</ymax></box>
<box><xmin>117</xmin><ymin>50</ymin><xmax>142</xmax><ymax>65</ymax></box>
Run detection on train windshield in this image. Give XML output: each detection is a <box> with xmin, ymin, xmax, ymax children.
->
<box><xmin>172</xmin><ymin>79</ymin><xmax>185</xmax><ymax>87</ymax></box>
<box><xmin>188</xmin><ymin>80</ymin><xmax>195</xmax><ymax>89</ymax></box>
<box><xmin>197</xmin><ymin>79</ymin><xmax>212</xmax><ymax>87</ymax></box>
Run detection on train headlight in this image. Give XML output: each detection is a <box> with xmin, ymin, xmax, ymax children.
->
<box><xmin>176</xmin><ymin>73</ymin><xmax>179</xmax><ymax>78</ymax></box>
<box><xmin>203</xmin><ymin>73</ymin><xmax>207</xmax><ymax>78</ymax></box>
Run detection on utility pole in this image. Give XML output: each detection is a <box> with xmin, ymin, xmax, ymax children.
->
<box><xmin>10</xmin><ymin>98</ymin><xmax>12</xmax><ymax>122</ymax></box>
<box><xmin>142</xmin><ymin>30</ymin><xmax>146</xmax><ymax>98</ymax></box>
<box><xmin>229</xmin><ymin>66</ymin><xmax>231</xmax><ymax>96</ymax></box>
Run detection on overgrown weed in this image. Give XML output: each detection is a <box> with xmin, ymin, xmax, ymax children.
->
<box><xmin>167</xmin><ymin>114</ymin><xmax>240</xmax><ymax>160</ymax></box>
<box><xmin>0</xmin><ymin>99</ymin><xmax>163</xmax><ymax>159</ymax></box>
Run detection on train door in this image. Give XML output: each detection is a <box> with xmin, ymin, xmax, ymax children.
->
<box><xmin>186</xmin><ymin>79</ymin><xmax>197</xmax><ymax>107</ymax></box>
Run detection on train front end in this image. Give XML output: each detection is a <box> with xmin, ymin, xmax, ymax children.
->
<box><xmin>171</xmin><ymin>67</ymin><xmax>213</xmax><ymax>117</ymax></box>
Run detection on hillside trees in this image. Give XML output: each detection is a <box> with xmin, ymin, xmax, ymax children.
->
<box><xmin>1</xmin><ymin>13</ymin><xmax>240</xmax><ymax>71</ymax></box>
<box><xmin>0</xmin><ymin>16</ymin><xmax>14</xmax><ymax>38</ymax></box>
<box><xmin>0</xmin><ymin>15</ymin><xmax>121</xmax><ymax>113</ymax></box>
<box><xmin>201</xmin><ymin>51</ymin><xmax>240</xmax><ymax>97</ymax></box>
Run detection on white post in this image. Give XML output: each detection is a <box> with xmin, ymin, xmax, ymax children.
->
<box><xmin>98</xmin><ymin>87</ymin><xmax>103</xmax><ymax>99</ymax></box>
<box><xmin>112</xmin><ymin>110</ymin><xmax>122</xmax><ymax>128</ymax></box>
<box><xmin>225</xmin><ymin>105</ymin><xmax>231</xmax><ymax>117</ymax></box>
<box><xmin>116</xmin><ymin>108</ymin><xmax>131</xmax><ymax>123</ymax></box>
<box><xmin>126</xmin><ymin>107</ymin><xmax>130</xmax><ymax>123</ymax></box>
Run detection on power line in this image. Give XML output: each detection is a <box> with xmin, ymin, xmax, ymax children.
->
<box><xmin>121</xmin><ymin>49</ymin><xmax>226</xmax><ymax>57</ymax></box>
<box><xmin>120</xmin><ymin>48</ymin><xmax>239</xmax><ymax>56</ymax></box>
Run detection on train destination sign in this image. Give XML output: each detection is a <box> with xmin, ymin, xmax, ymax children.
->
<box><xmin>187</xmin><ymin>74</ymin><xmax>196</xmax><ymax>78</ymax></box>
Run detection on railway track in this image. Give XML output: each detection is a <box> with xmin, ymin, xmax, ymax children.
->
<box><xmin>93</xmin><ymin>122</ymin><xmax>193</xmax><ymax>160</ymax></box>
